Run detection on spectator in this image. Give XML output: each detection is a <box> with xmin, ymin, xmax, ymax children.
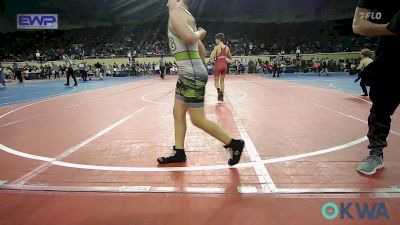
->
<box><xmin>0</xmin><ymin>65</ymin><xmax>6</xmax><ymax>87</ymax></box>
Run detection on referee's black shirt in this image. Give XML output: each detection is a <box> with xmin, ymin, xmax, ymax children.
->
<box><xmin>357</xmin><ymin>0</ymin><xmax>400</xmax><ymax>68</ymax></box>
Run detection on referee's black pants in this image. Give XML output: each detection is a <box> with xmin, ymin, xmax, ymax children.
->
<box><xmin>367</xmin><ymin>74</ymin><xmax>400</xmax><ymax>156</ymax></box>
<box><xmin>66</xmin><ymin>68</ymin><xmax>77</xmax><ymax>85</ymax></box>
<box><xmin>360</xmin><ymin>78</ymin><xmax>368</xmax><ymax>95</ymax></box>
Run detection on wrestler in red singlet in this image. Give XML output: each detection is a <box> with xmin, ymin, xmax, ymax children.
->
<box><xmin>211</xmin><ymin>33</ymin><xmax>232</xmax><ymax>101</ymax></box>
<box><xmin>214</xmin><ymin>46</ymin><xmax>228</xmax><ymax>76</ymax></box>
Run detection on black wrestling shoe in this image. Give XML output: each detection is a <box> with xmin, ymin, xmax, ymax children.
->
<box><xmin>225</xmin><ymin>139</ymin><xmax>245</xmax><ymax>166</ymax></box>
<box><xmin>217</xmin><ymin>89</ymin><xmax>222</xmax><ymax>101</ymax></box>
<box><xmin>220</xmin><ymin>91</ymin><xmax>224</xmax><ymax>101</ymax></box>
<box><xmin>157</xmin><ymin>146</ymin><xmax>186</xmax><ymax>164</ymax></box>
<box><xmin>361</xmin><ymin>94</ymin><xmax>368</xmax><ymax>97</ymax></box>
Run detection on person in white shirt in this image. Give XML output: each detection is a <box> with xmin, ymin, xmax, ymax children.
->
<box><xmin>296</xmin><ymin>47</ymin><xmax>301</xmax><ymax>58</ymax></box>
<box><xmin>52</xmin><ymin>62</ymin><xmax>60</xmax><ymax>79</ymax></box>
<box><xmin>2</xmin><ymin>67</ymin><xmax>11</xmax><ymax>84</ymax></box>
<box><xmin>155</xmin><ymin>63</ymin><xmax>160</xmax><ymax>75</ymax></box>
<box><xmin>354</xmin><ymin>49</ymin><xmax>374</xmax><ymax>96</ymax></box>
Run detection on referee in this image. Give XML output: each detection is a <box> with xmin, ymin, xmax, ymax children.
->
<box><xmin>353</xmin><ymin>0</ymin><xmax>399</xmax><ymax>175</ymax></box>
<box><xmin>64</xmin><ymin>56</ymin><xmax>78</xmax><ymax>86</ymax></box>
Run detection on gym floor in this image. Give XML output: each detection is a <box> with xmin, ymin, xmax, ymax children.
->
<box><xmin>0</xmin><ymin>73</ymin><xmax>399</xmax><ymax>225</ymax></box>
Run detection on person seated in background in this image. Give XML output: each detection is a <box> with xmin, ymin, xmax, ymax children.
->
<box><xmin>3</xmin><ymin>67</ymin><xmax>12</xmax><ymax>81</ymax></box>
<box><xmin>0</xmin><ymin>65</ymin><xmax>6</xmax><ymax>87</ymax></box>
<box><xmin>79</xmin><ymin>62</ymin><xmax>87</xmax><ymax>81</ymax></box>
<box><xmin>206</xmin><ymin>61</ymin><xmax>213</xmax><ymax>75</ymax></box>
<box><xmin>99</xmin><ymin>66</ymin><xmax>105</xmax><ymax>80</ymax></box>
<box><xmin>320</xmin><ymin>58</ymin><xmax>330</xmax><ymax>76</ymax></box>
<box><xmin>272</xmin><ymin>60</ymin><xmax>281</xmax><ymax>77</ymax></box>
<box><xmin>232</xmin><ymin>60</ymin><xmax>238</xmax><ymax>74</ymax></box>
<box><xmin>154</xmin><ymin>63</ymin><xmax>160</xmax><ymax>75</ymax></box>
<box><xmin>52</xmin><ymin>63</ymin><xmax>60</xmax><ymax>79</ymax></box>
<box><xmin>88</xmin><ymin>66</ymin><xmax>95</xmax><ymax>80</ymax></box>
<box><xmin>348</xmin><ymin>60</ymin><xmax>358</xmax><ymax>75</ymax></box>
<box><xmin>238</xmin><ymin>61</ymin><xmax>246</xmax><ymax>74</ymax></box>
<box><xmin>106</xmin><ymin>67</ymin><xmax>111</xmax><ymax>77</ymax></box>
<box><xmin>15</xmin><ymin>66</ymin><xmax>24</xmax><ymax>83</ymax></box>
<box><xmin>171</xmin><ymin>64</ymin><xmax>178</xmax><ymax>75</ymax></box>
<box><xmin>248</xmin><ymin>59</ymin><xmax>255</xmax><ymax>74</ymax></box>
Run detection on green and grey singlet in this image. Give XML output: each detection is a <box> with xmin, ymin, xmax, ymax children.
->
<box><xmin>168</xmin><ymin>7</ymin><xmax>208</xmax><ymax>108</ymax></box>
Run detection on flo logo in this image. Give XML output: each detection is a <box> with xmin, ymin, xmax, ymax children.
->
<box><xmin>359</xmin><ymin>12</ymin><xmax>382</xmax><ymax>20</ymax></box>
<box><xmin>321</xmin><ymin>202</ymin><xmax>389</xmax><ymax>220</ymax></box>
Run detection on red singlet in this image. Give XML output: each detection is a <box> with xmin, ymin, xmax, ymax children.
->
<box><xmin>214</xmin><ymin>47</ymin><xmax>228</xmax><ymax>76</ymax></box>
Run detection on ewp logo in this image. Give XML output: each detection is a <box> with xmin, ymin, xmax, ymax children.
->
<box><xmin>322</xmin><ymin>202</ymin><xmax>389</xmax><ymax>220</ymax></box>
<box><xmin>17</xmin><ymin>14</ymin><xmax>58</xmax><ymax>30</ymax></box>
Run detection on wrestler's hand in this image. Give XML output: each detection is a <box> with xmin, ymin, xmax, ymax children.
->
<box><xmin>197</xmin><ymin>27</ymin><xmax>207</xmax><ymax>40</ymax></box>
